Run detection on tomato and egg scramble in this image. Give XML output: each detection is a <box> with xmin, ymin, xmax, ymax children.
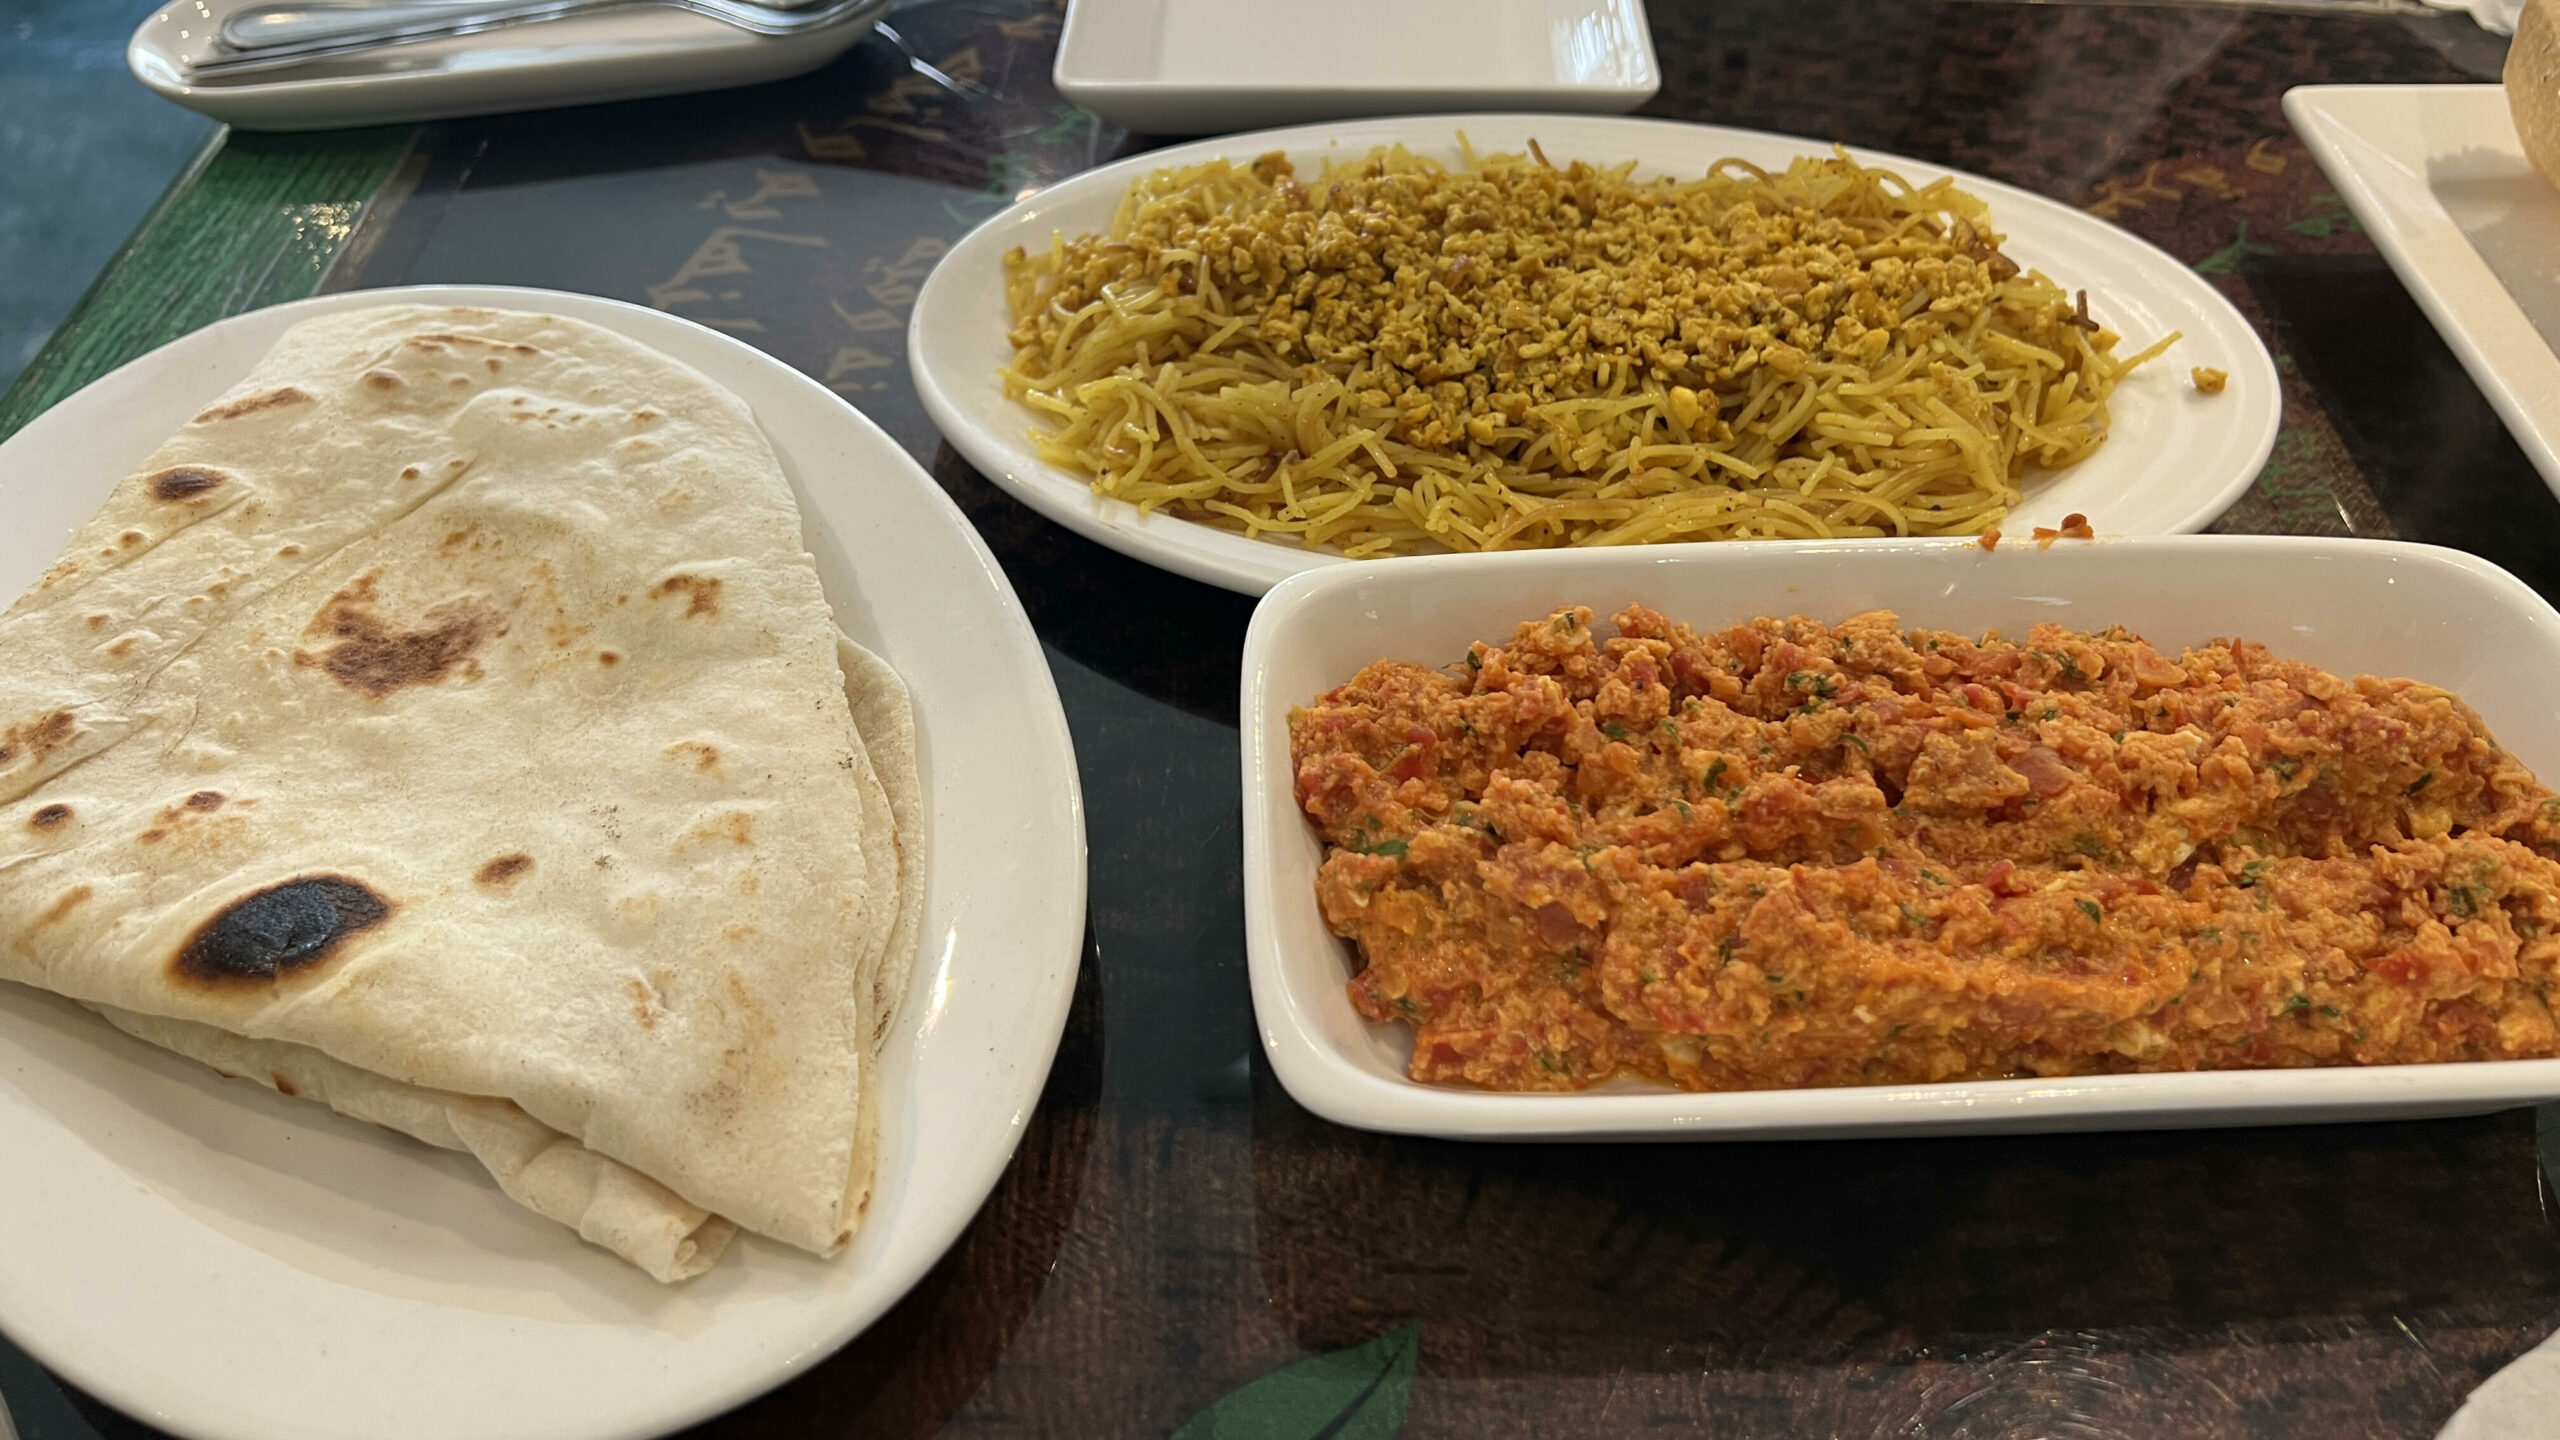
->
<box><xmin>1289</xmin><ymin>606</ymin><xmax>2560</xmax><ymax>1092</ymax></box>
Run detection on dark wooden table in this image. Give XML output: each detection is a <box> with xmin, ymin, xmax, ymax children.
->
<box><xmin>7</xmin><ymin>3</ymin><xmax>2560</xmax><ymax>1436</ymax></box>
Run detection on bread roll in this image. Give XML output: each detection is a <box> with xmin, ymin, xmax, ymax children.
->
<box><xmin>2510</xmin><ymin>0</ymin><xmax>2560</xmax><ymax>189</ymax></box>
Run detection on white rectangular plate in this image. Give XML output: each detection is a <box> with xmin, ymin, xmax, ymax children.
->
<box><xmin>127</xmin><ymin>0</ymin><xmax>885</xmax><ymax>132</ymax></box>
<box><xmin>1240</xmin><ymin>536</ymin><xmax>2560</xmax><ymax>1139</ymax></box>
<box><xmin>1053</xmin><ymin>0</ymin><xmax>1659</xmax><ymax>133</ymax></box>
<box><xmin>2287</xmin><ymin>84</ymin><xmax>2560</xmax><ymax>501</ymax></box>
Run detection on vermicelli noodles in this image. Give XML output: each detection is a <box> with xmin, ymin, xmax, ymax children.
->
<box><xmin>1000</xmin><ymin>142</ymin><xmax>2176</xmax><ymax>556</ymax></box>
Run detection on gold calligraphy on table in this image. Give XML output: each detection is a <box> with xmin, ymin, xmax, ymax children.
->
<box><xmin>645</xmin><ymin>4</ymin><xmax>1067</xmax><ymax>395</ymax></box>
<box><xmin>2085</xmin><ymin>139</ymin><xmax>2288</xmax><ymax>220</ymax></box>
<box><xmin>643</xmin><ymin>171</ymin><xmax>831</xmax><ymax>332</ymax></box>
<box><xmin>825</xmin><ymin>236</ymin><xmax>947</xmax><ymax>393</ymax></box>
<box><xmin>797</xmin><ymin>46</ymin><xmax>987</xmax><ymax>160</ymax></box>
<box><xmin>642</xmin><ymin>170</ymin><xmax>950</xmax><ymax>396</ymax></box>
<box><xmin>701</xmin><ymin>170</ymin><xmax>822</xmax><ymax>219</ymax></box>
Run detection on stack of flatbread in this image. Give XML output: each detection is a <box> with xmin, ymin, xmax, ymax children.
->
<box><xmin>0</xmin><ymin>305</ymin><xmax>922</xmax><ymax>1281</ymax></box>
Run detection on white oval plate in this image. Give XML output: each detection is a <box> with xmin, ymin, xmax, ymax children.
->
<box><xmin>912</xmin><ymin>112</ymin><xmax>2282</xmax><ymax>596</ymax></box>
<box><xmin>1241</xmin><ymin>535</ymin><xmax>2560</xmax><ymax>1138</ymax></box>
<box><xmin>0</xmin><ymin>286</ymin><xmax>1087</xmax><ymax>1440</ymax></box>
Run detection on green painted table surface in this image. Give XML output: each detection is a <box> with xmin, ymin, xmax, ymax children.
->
<box><xmin>8</xmin><ymin>3</ymin><xmax>2560</xmax><ymax>1438</ymax></box>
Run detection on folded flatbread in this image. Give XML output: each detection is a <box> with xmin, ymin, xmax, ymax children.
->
<box><xmin>96</xmin><ymin>1004</ymin><xmax>739</xmax><ymax>1282</ymax></box>
<box><xmin>0</xmin><ymin>304</ymin><xmax>922</xmax><ymax>1278</ymax></box>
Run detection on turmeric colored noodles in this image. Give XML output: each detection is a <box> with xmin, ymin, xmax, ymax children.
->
<box><xmin>1000</xmin><ymin>143</ymin><xmax>2176</xmax><ymax>556</ymax></box>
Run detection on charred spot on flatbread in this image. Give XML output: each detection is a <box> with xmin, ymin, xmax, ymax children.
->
<box><xmin>173</xmin><ymin>876</ymin><xmax>390</xmax><ymax>985</ymax></box>
<box><xmin>29</xmin><ymin>803</ymin><xmax>72</xmax><ymax>831</ymax></box>
<box><xmin>651</xmin><ymin>575</ymin><xmax>721</xmax><ymax>618</ymax></box>
<box><xmin>475</xmin><ymin>852</ymin><xmax>533</xmax><ymax>887</ymax></box>
<box><xmin>184</xmin><ymin>790</ymin><xmax>225</xmax><ymax>811</ymax></box>
<box><xmin>146</xmin><ymin>466</ymin><xmax>228</xmax><ymax>503</ymax></box>
<box><xmin>294</xmin><ymin>571</ymin><xmax>508</xmax><ymax>698</ymax></box>
<box><xmin>192</xmin><ymin>386</ymin><xmax>313</xmax><ymax>424</ymax></box>
<box><xmin>0</xmin><ymin>710</ymin><xmax>75</xmax><ymax>768</ymax></box>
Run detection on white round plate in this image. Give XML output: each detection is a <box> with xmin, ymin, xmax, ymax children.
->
<box><xmin>911</xmin><ymin>112</ymin><xmax>2282</xmax><ymax>596</ymax></box>
<box><xmin>0</xmin><ymin>286</ymin><xmax>1087</xmax><ymax>1440</ymax></box>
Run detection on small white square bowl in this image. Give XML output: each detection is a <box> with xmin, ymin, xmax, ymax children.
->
<box><xmin>1053</xmin><ymin>0</ymin><xmax>1660</xmax><ymax>135</ymax></box>
<box><xmin>1240</xmin><ymin>535</ymin><xmax>2560</xmax><ymax>1139</ymax></box>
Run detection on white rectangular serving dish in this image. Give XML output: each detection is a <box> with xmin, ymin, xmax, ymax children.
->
<box><xmin>1240</xmin><ymin>535</ymin><xmax>2560</xmax><ymax>1139</ymax></box>
<box><xmin>1053</xmin><ymin>0</ymin><xmax>1659</xmax><ymax>134</ymax></box>
<box><xmin>2286</xmin><ymin>84</ymin><xmax>2560</xmax><ymax>505</ymax></box>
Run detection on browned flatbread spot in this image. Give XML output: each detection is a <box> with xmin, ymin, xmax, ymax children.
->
<box><xmin>363</xmin><ymin>370</ymin><xmax>404</xmax><ymax>391</ymax></box>
<box><xmin>139</xmin><ymin>828</ymin><xmax>166</xmax><ymax>844</ymax></box>
<box><xmin>147</xmin><ymin>466</ymin><xmax>227</xmax><ymax>502</ymax></box>
<box><xmin>475</xmin><ymin>852</ymin><xmax>533</xmax><ymax>887</ymax></box>
<box><xmin>39</xmin><ymin>885</ymin><xmax>89</xmax><ymax>925</ymax></box>
<box><xmin>119</xmin><ymin>530</ymin><xmax>144</xmax><ymax>547</ymax></box>
<box><xmin>294</xmin><ymin>572</ymin><xmax>508</xmax><ymax>698</ymax></box>
<box><xmin>172</xmin><ymin>876</ymin><xmax>391</xmax><ymax>986</ymax></box>
<box><xmin>0</xmin><ymin>710</ymin><xmax>75</xmax><ymax>768</ymax></box>
<box><xmin>624</xmin><ymin>975</ymin><xmax>663</xmax><ymax>1029</ymax></box>
<box><xmin>399</xmin><ymin>465</ymin><xmax>421</xmax><ymax>480</ymax></box>
<box><xmin>667</xmin><ymin>740</ymin><xmax>719</xmax><ymax>771</ymax></box>
<box><xmin>651</xmin><ymin>574</ymin><xmax>721</xmax><ymax>618</ymax></box>
<box><xmin>272</xmin><ymin>1072</ymin><xmax>299</xmax><ymax>1096</ymax></box>
<box><xmin>720</xmin><ymin>968</ymin><xmax>778</xmax><ymax>1039</ymax></box>
<box><xmin>185</xmin><ymin>790</ymin><xmax>225</xmax><ymax>812</ymax></box>
<box><xmin>105</xmin><ymin>635</ymin><xmax>138</xmax><ymax>658</ymax></box>
<box><xmin>679</xmin><ymin>811</ymin><xmax>755</xmax><ymax>850</ymax></box>
<box><xmin>192</xmin><ymin>386</ymin><xmax>313</xmax><ymax>423</ymax></box>
<box><xmin>29</xmin><ymin>803</ymin><xmax>72</xmax><ymax>830</ymax></box>
<box><xmin>597</xmin><ymin>650</ymin><xmax>621</xmax><ymax>667</ymax></box>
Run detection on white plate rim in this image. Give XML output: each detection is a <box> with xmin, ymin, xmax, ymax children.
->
<box><xmin>912</xmin><ymin>111</ymin><xmax>2283</xmax><ymax>597</ymax></box>
<box><xmin>1238</xmin><ymin>533</ymin><xmax>2560</xmax><ymax>1138</ymax></box>
<box><xmin>0</xmin><ymin>284</ymin><xmax>1087</xmax><ymax>1440</ymax></box>
<box><xmin>2284</xmin><ymin>83</ymin><xmax>2560</xmax><ymax>502</ymax></box>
